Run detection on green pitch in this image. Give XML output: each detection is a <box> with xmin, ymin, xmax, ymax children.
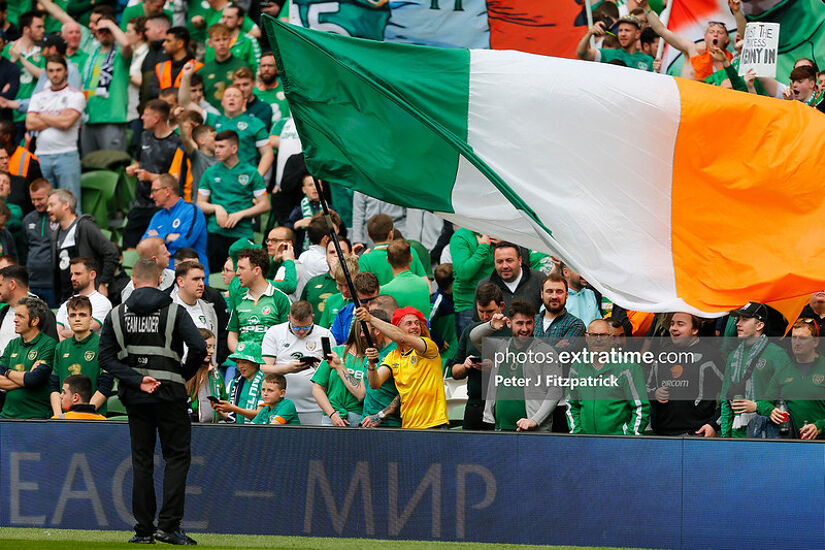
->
<box><xmin>0</xmin><ymin>528</ymin><xmax>644</xmax><ymax>550</ymax></box>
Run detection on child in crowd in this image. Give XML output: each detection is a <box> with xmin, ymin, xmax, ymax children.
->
<box><xmin>252</xmin><ymin>373</ymin><xmax>300</xmax><ymax>425</ymax></box>
<box><xmin>187</xmin><ymin>329</ymin><xmax>227</xmax><ymax>423</ymax></box>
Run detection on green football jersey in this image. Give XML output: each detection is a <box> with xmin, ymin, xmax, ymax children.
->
<box><xmin>317</xmin><ymin>293</ymin><xmax>349</xmax><ymax>329</ymax></box>
<box><xmin>312</xmin><ymin>345</ymin><xmax>367</xmax><ymax>417</ymax></box>
<box><xmin>199</xmin><ymin>160</ymin><xmax>266</xmax><ymax>239</ymax></box>
<box><xmin>361</xmin><ymin>342</ymin><xmax>400</xmax><ymax>427</ymax></box>
<box><xmin>53</xmin><ymin>332</ymin><xmax>101</xmax><ymax>388</ymax></box>
<box><xmin>256</xmin><ymin>80</ymin><xmax>290</xmax><ymax>135</ymax></box>
<box><xmin>198</xmin><ymin>55</ymin><xmax>249</xmax><ymax>111</ymax></box>
<box><xmin>598</xmin><ymin>48</ymin><xmax>654</xmax><ymax>72</ymax></box>
<box><xmin>205</xmin><ymin>32</ymin><xmax>261</xmax><ymax>72</ymax></box>
<box><xmin>227</xmin><ymin>283</ymin><xmax>291</xmax><ymax>346</ymax></box>
<box><xmin>358</xmin><ymin>244</ymin><xmax>426</xmax><ymax>286</ymax></box>
<box><xmin>205</xmin><ymin>111</ymin><xmax>268</xmax><ymax>169</ymax></box>
<box><xmin>0</xmin><ymin>332</ymin><xmax>57</xmax><ymax>419</ymax></box>
<box><xmin>301</xmin><ymin>272</ymin><xmax>338</xmax><ymax>320</ymax></box>
<box><xmin>252</xmin><ymin>398</ymin><xmax>300</xmax><ymax>425</ymax></box>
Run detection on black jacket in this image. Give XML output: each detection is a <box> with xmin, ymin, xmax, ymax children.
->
<box><xmin>52</xmin><ymin>215</ymin><xmax>119</xmax><ymax>299</ymax></box>
<box><xmin>22</xmin><ymin>210</ymin><xmax>54</xmax><ymax>287</ymax></box>
<box><xmin>99</xmin><ymin>287</ymin><xmax>206</xmax><ymax>405</ymax></box>
<box><xmin>477</xmin><ymin>264</ymin><xmax>544</xmax><ymax>315</ymax></box>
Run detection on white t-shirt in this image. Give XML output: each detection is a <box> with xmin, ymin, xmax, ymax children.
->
<box><xmin>173</xmin><ymin>294</ymin><xmax>212</xmax><ymax>331</ymax></box>
<box><xmin>56</xmin><ymin>291</ymin><xmax>112</xmax><ymax>330</ymax></box>
<box><xmin>0</xmin><ymin>306</ymin><xmax>16</xmax><ymax>355</ymax></box>
<box><xmin>298</xmin><ymin>245</ymin><xmax>328</xmax><ymax>280</ymax></box>
<box><xmin>502</xmin><ymin>270</ymin><xmax>523</xmax><ymax>294</ymax></box>
<box><xmin>128</xmin><ymin>42</ymin><xmax>149</xmax><ymax>121</ymax></box>
<box><xmin>28</xmin><ymin>84</ymin><xmax>86</xmax><ymax>155</ymax></box>
<box><xmin>261</xmin><ymin>322</ymin><xmax>333</xmax><ymax>416</ymax></box>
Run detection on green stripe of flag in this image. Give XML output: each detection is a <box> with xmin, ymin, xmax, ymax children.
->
<box><xmin>265</xmin><ymin>18</ymin><xmax>469</xmax><ymax>213</ymax></box>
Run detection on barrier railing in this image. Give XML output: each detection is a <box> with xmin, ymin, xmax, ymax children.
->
<box><xmin>0</xmin><ymin>420</ymin><xmax>821</xmax><ymax>549</ymax></box>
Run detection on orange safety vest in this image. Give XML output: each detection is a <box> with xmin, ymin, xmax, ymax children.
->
<box><xmin>689</xmin><ymin>50</ymin><xmax>733</xmax><ymax>82</ymax></box>
<box><xmin>168</xmin><ymin>147</ymin><xmax>193</xmax><ymax>202</ymax></box>
<box><xmin>155</xmin><ymin>60</ymin><xmax>204</xmax><ymax>90</ymax></box>
<box><xmin>9</xmin><ymin>145</ymin><xmax>38</xmax><ymax>178</ymax></box>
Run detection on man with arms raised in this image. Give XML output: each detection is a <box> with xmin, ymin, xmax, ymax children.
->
<box><xmin>356</xmin><ymin>304</ymin><xmax>448</xmax><ymax>429</ymax></box>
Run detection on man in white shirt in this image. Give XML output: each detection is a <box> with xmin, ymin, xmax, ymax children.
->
<box><xmin>25</xmin><ymin>54</ymin><xmax>85</xmax><ymax>206</ymax></box>
<box><xmin>261</xmin><ymin>300</ymin><xmax>332</xmax><ymax>425</ymax></box>
<box><xmin>55</xmin><ymin>256</ymin><xmax>112</xmax><ymax>340</ymax></box>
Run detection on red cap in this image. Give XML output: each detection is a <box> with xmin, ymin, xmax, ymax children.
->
<box><xmin>391</xmin><ymin>306</ymin><xmax>426</xmax><ymax>326</ymax></box>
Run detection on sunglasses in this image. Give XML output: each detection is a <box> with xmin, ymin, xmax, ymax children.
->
<box><xmin>798</xmin><ymin>318</ymin><xmax>820</xmax><ymax>336</ymax></box>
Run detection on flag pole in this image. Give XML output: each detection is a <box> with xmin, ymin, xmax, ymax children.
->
<box><xmin>584</xmin><ymin>0</ymin><xmax>596</xmax><ymax>50</ymax></box>
<box><xmin>312</xmin><ymin>177</ymin><xmax>374</xmax><ymax>347</ymax></box>
<box><xmin>656</xmin><ymin>0</ymin><xmax>673</xmax><ymax>66</ymax></box>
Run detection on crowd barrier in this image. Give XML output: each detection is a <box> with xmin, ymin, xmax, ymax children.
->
<box><xmin>0</xmin><ymin>420</ymin><xmax>821</xmax><ymax>549</ymax></box>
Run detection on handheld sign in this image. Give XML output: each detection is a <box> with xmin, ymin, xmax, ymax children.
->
<box><xmin>738</xmin><ymin>22</ymin><xmax>780</xmax><ymax>78</ymax></box>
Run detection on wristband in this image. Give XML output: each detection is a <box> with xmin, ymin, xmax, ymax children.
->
<box><xmin>330</xmin><ymin>410</ymin><xmax>340</xmax><ymax>417</ymax></box>
<box><xmin>377</xmin><ymin>411</ymin><xmax>386</xmax><ymax>420</ymax></box>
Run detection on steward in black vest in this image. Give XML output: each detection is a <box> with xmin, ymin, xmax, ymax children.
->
<box><xmin>99</xmin><ymin>259</ymin><xmax>205</xmax><ymax>545</ymax></box>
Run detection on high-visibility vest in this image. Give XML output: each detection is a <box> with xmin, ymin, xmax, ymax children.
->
<box><xmin>155</xmin><ymin>59</ymin><xmax>204</xmax><ymax>89</ymax></box>
<box><xmin>9</xmin><ymin>146</ymin><xmax>38</xmax><ymax>178</ymax></box>
<box><xmin>168</xmin><ymin>147</ymin><xmax>193</xmax><ymax>202</ymax></box>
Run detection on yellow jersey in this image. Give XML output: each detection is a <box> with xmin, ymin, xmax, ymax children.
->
<box><xmin>382</xmin><ymin>337</ymin><xmax>448</xmax><ymax>429</ymax></box>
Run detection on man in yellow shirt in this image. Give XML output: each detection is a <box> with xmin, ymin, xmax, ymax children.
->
<box><xmin>357</xmin><ymin>306</ymin><xmax>448</xmax><ymax>429</ymax></box>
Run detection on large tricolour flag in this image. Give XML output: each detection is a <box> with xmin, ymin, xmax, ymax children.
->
<box><xmin>265</xmin><ymin>18</ymin><xmax>825</xmax><ymax>317</ymax></box>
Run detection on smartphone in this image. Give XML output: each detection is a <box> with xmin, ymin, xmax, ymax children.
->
<box><xmin>299</xmin><ymin>355</ymin><xmax>321</xmax><ymax>365</ymax></box>
<box><xmin>469</xmin><ymin>355</ymin><xmax>482</xmax><ymax>365</ymax></box>
<box><xmin>207</xmin><ymin>395</ymin><xmax>221</xmax><ymax>403</ymax></box>
<box><xmin>321</xmin><ymin>337</ymin><xmax>332</xmax><ymax>360</ymax></box>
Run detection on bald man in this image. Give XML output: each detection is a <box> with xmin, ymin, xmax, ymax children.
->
<box><xmin>121</xmin><ymin>237</ymin><xmax>176</xmax><ymax>301</ymax></box>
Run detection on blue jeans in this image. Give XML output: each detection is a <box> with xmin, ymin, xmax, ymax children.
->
<box><xmin>39</xmin><ymin>151</ymin><xmax>81</xmax><ymax>210</ymax></box>
<box><xmin>454</xmin><ymin>308</ymin><xmax>475</xmax><ymax>339</ymax></box>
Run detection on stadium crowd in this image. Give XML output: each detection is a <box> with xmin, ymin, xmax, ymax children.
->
<box><xmin>0</xmin><ymin>0</ymin><xmax>822</xmax><ymax>441</ymax></box>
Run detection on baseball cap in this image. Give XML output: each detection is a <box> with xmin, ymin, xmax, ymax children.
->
<box><xmin>228</xmin><ymin>341</ymin><xmax>263</xmax><ymax>364</ymax></box>
<box><xmin>731</xmin><ymin>302</ymin><xmax>768</xmax><ymax>323</ymax></box>
<box><xmin>41</xmin><ymin>34</ymin><xmax>67</xmax><ymax>55</ymax></box>
<box><xmin>228</xmin><ymin>237</ymin><xmax>260</xmax><ymax>269</ymax></box>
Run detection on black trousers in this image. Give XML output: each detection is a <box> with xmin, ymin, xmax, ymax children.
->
<box><xmin>123</xmin><ymin>205</ymin><xmax>160</xmax><ymax>249</ymax></box>
<box><xmin>207</xmin><ymin>232</ymin><xmax>239</xmax><ymax>274</ymax></box>
<box><xmin>551</xmin><ymin>405</ymin><xmax>569</xmax><ymax>433</ymax></box>
<box><xmin>126</xmin><ymin>400</ymin><xmax>192</xmax><ymax>536</ymax></box>
<box><xmin>462</xmin><ymin>401</ymin><xmax>494</xmax><ymax>431</ymax></box>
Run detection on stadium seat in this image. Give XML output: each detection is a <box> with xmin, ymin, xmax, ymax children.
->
<box><xmin>209</xmin><ymin>272</ymin><xmax>228</xmax><ymax>291</ymax></box>
<box><xmin>122</xmin><ymin>249</ymin><xmax>139</xmax><ymax>273</ymax></box>
<box><xmin>106</xmin><ymin>395</ymin><xmax>127</xmax><ymax>417</ymax></box>
<box><xmin>81</xmin><ymin>170</ymin><xmax>119</xmax><ymax>228</ymax></box>
<box><xmin>116</xmin><ymin>171</ymin><xmax>137</xmax><ymax>212</ymax></box>
<box><xmin>81</xmin><ymin>149</ymin><xmax>132</xmax><ymax>172</ymax></box>
<box><xmin>80</xmin><ymin>187</ymin><xmax>103</xmax><ymax>226</ymax></box>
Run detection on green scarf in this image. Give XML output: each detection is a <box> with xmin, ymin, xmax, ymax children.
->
<box><xmin>728</xmin><ymin>334</ymin><xmax>769</xmax><ymax>401</ymax></box>
<box><xmin>228</xmin><ymin>370</ymin><xmax>264</xmax><ymax>423</ymax></box>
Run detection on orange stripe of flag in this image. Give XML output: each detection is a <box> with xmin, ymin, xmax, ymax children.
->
<box><xmin>671</xmin><ymin>77</ymin><xmax>825</xmax><ymax>312</ymax></box>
